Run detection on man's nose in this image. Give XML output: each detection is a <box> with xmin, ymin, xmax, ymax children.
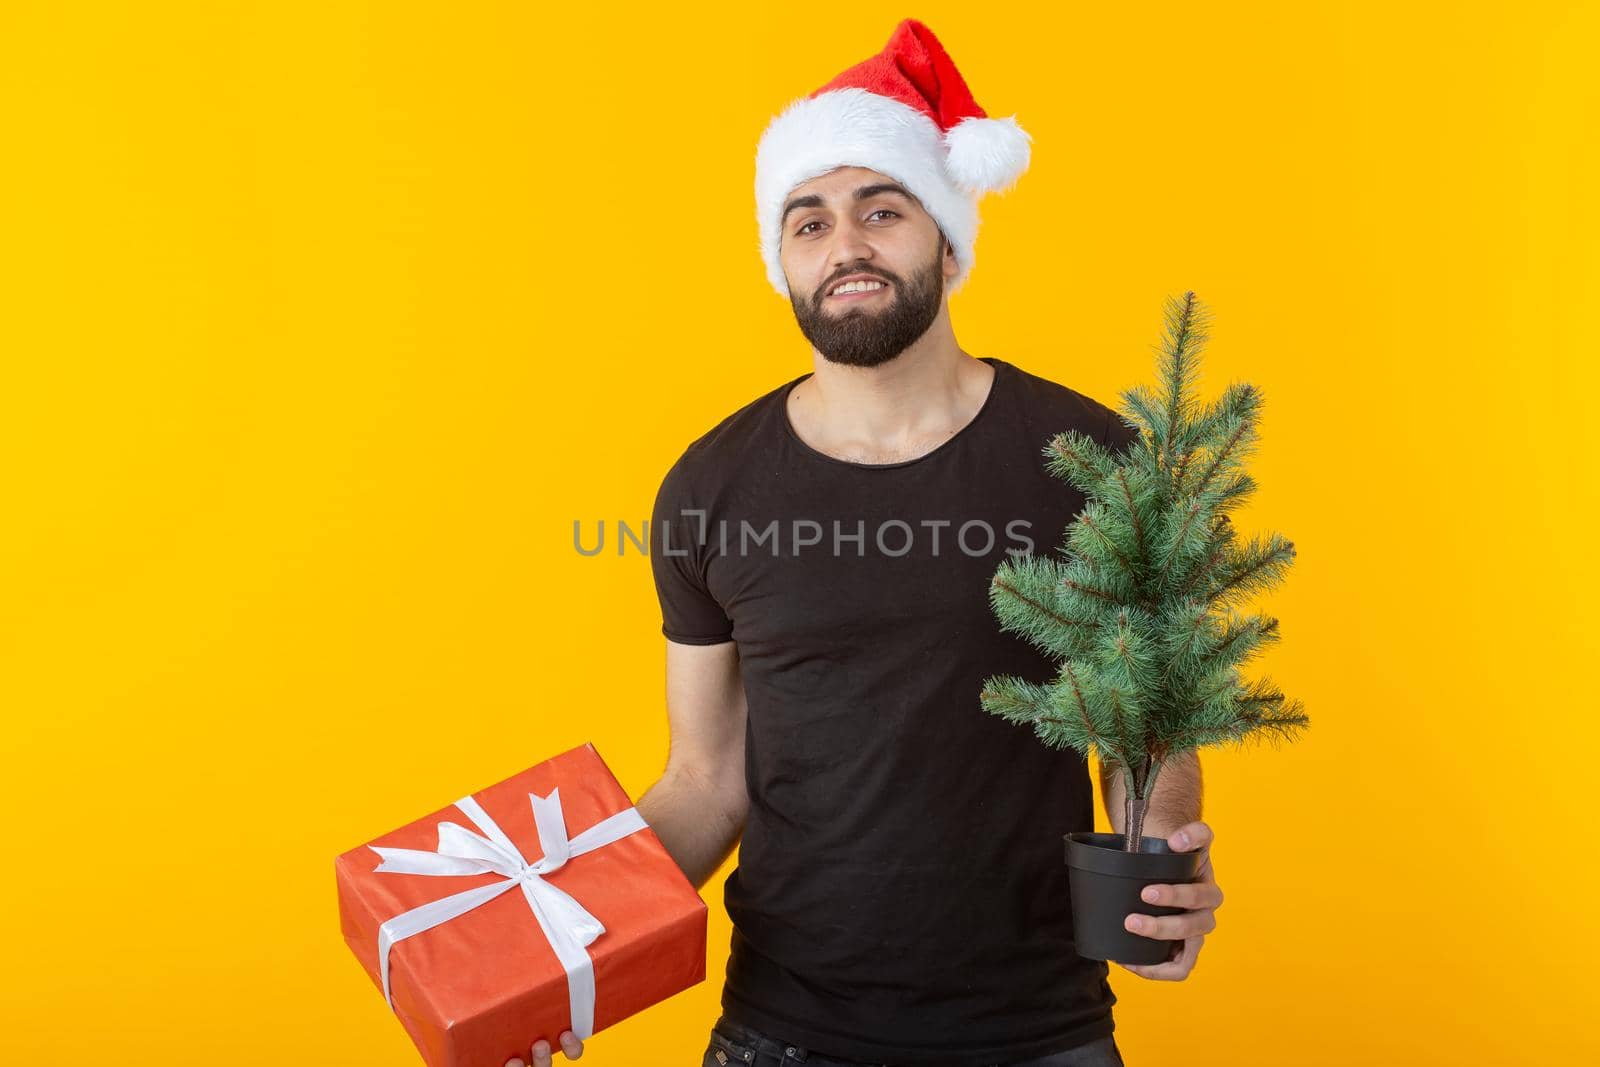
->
<box><xmin>827</xmin><ymin>220</ymin><xmax>876</xmax><ymax>269</ymax></box>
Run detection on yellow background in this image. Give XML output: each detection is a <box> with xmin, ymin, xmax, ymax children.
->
<box><xmin>3</xmin><ymin>2</ymin><xmax>1595</xmax><ymax>1063</ymax></box>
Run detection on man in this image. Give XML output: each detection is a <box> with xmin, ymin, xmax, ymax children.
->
<box><xmin>506</xmin><ymin>18</ymin><xmax>1221</xmax><ymax>1067</ymax></box>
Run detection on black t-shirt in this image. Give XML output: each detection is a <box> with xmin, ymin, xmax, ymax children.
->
<box><xmin>649</xmin><ymin>356</ymin><xmax>1139</xmax><ymax>1066</ymax></box>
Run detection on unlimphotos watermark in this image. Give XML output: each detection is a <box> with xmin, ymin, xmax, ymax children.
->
<box><xmin>575</xmin><ymin>512</ymin><xmax>1035</xmax><ymax>558</ymax></box>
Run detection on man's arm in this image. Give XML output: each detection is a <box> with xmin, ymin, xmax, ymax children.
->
<box><xmin>635</xmin><ymin>638</ymin><xmax>749</xmax><ymax>890</ymax></box>
<box><xmin>1098</xmin><ymin>749</ymin><xmax>1204</xmax><ymax>839</ymax></box>
<box><xmin>1096</xmin><ymin>749</ymin><xmax>1223</xmax><ymax>984</ymax></box>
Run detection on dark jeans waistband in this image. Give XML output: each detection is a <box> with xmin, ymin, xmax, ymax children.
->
<box><xmin>709</xmin><ymin>1013</ymin><xmax>1125</xmax><ymax>1067</ymax></box>
<box><xmin>712</xmin><ymin>1014</ymin><xmax>881</xmax><ymax>1065</ymax></box>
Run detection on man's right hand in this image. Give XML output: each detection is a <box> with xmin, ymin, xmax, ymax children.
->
<box><xmin>505</xmin><ymin>1030</ymin><xmax>584</xmax><ymax>1066</ymax></box>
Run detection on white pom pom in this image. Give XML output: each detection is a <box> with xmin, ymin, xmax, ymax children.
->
<box><xmin>943</xmin><ymin>115</ymin><xmax>1033</xmax><ymax>195</ymax></box>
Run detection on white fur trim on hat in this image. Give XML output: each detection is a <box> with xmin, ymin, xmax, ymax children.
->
<box><xmin>754</xmin><ymin>87</ymin><xmax>980</xmax><ymax>301</ymax></box>
<box><xmin>944</xmin><ymin>115</ymin><xmax>1032</xmax><ymax>196</ymax></box>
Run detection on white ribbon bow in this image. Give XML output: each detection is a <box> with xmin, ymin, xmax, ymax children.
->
<box><xmin>369</xmin><ymin>787</ymin><xmax>647</xmax><ymax>1040</ymax></box>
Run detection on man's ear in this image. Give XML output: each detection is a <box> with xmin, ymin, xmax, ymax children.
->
<box><xmin>941</xmin><ymin>234</ymin><xmax>958</xmax><ymax>279</ymax></box>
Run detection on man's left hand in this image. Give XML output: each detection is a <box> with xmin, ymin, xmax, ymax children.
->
<box><xmin>1116</xmin><ymin>820</ymin><xmax>1221</xmax><ymax>981</ymax></box>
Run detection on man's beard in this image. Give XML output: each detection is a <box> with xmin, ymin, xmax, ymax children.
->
<box><xmin>788</xmin><ymin>241</ymin><xmax>945</xmax><ymax>368</ymax></box>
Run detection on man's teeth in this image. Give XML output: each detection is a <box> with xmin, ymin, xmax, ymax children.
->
<box><xmin>831</xmin><ymin>280</ymin><xmax>886</xmax><ymax>296</ymax></box>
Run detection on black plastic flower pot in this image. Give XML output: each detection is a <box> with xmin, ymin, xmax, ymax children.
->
<box><xmin>1065</xmin><ymin>831</ymin><xmax>1202</xmax><ymax>965</ymax></box>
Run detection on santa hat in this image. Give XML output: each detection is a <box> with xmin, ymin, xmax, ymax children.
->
<box><xmin>754</xmin><ymin>18</ymin><xmax>1031</xmax><ymax>300</ymax></box>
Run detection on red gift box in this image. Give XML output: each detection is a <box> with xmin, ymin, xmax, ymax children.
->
<box><xmin>335</xmin><ymin>742</ymin><xmax>707</xmax><ymax>1067</ymax></box>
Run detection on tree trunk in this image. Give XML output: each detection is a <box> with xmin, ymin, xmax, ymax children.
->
<box><xmin>1122</xmin><ymin>758</ymin><xmax>1162</xmax><ymax>853</ymax></box>
<box><xmin>1123</xmin><ymin>790</ymin><xmax>1148</xmax><ymax>853</ymax></box>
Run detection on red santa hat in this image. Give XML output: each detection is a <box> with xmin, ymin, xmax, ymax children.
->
<box><xmin>755</xmin><ymin>18</ymin><xmax>1032</xmax><ymax>300</ymax></box>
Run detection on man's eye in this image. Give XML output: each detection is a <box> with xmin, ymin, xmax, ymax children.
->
<box><xmin>797</xmin><ymin>210</ymin><xmax>896</xmax><ymax>236</ymax></box>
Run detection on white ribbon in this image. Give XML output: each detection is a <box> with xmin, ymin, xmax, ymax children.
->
<box><xmin>368</xmin><ymin>786</ymin><xmax>647</xmax><ymax>1040</ymax></box>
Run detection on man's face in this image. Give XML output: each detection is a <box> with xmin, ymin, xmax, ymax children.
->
<box><xmin>778</xmin><ymin>166</ymin><xmax>958</xmax><ymax>368</ymax></box>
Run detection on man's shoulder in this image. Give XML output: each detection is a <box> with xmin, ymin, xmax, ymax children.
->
<box><xmin>655</xmin><ymin>375</ymin><xmax>797</xmax><ymax>497</ymax></box>
<box><xmin>998</xmin><ymin>357</ymin><xmax>1123</xmax><ymax>444</ymax></box>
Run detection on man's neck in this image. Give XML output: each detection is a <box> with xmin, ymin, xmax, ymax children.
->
<box><xmin>787</xmin><ymin>325</ymin><xmax>995</xmax><ymax>466</ymax></box>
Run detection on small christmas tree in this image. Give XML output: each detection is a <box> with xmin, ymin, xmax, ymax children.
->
<box><xmin>980</xmin><ymin>292</ymin><xmax>1308</xmax><ymax>854</ymax></box>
